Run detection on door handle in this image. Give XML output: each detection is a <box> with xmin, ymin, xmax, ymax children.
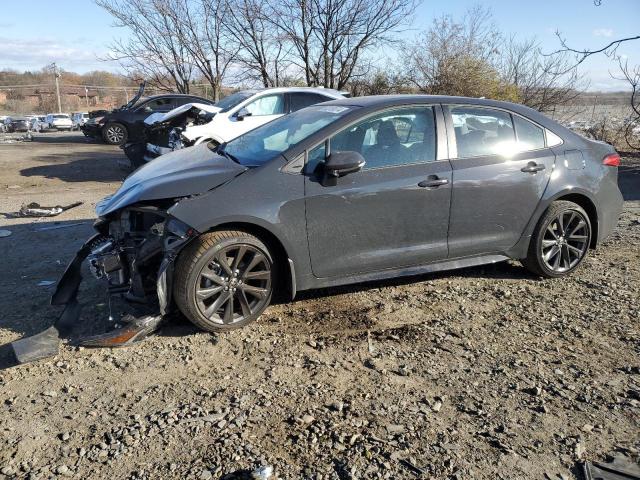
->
<box><xmin>521</xmin><ymin>162</ymin><xmax>545</xmax><ymax>173</ymax></box>
<box><xmin>418</xmin><ymin>177</ymin><xmax>449</xmax><ymax>188</ymax></box>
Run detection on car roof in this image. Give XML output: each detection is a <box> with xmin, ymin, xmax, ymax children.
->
<box><xmin>320</xmin><ymin>94</ymin><xmax>557</xmax><ymax>126</ymax></box>
<box><xmin>144</xmin><ymin>93</ymin><xmax>212</xmax><ymax>101</ymax></box>
<box><xmin>237</xmin><ymin>87</ymin><xmax>345</xmax><ymax>98</ymax></box>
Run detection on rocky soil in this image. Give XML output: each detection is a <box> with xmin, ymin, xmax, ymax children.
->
<box><xmin>0</xmin><ymin>133</ymin><xmax>638</xmax><ymax>479</ymax></box>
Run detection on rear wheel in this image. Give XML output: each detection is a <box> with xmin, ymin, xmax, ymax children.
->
<box><xmin>174</xmin><ymin>230</ymin><xmax>274</xmax><ymax>332</ymax></box>
<box><xmin>522</xmin><ymin>200</ymin><xmax>591</xmax><ymax>278</ymax></box>
<box><xmin>103</xmin><ymin>122</ymin><xmax>128</xmax><ymax>145</ymax></box>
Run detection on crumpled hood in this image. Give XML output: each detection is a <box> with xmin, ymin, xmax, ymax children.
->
<box><xmin>96</xmin><ymin>143</ymin><xmax>247</xmax><ymax>216</ymax></box>
<box><xmin>144</xmin><ymin>103</ymin><xmax>221</xmax><ymax>125</ymax></box>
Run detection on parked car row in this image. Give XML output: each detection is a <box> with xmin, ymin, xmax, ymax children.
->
<box><xmin>0</xmin><ymin>112</ymin><xmax>87</xmax><ymax>133</ymax></box>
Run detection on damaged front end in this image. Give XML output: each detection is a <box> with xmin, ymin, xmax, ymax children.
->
<box><xmin>123</xmin><ymin>104</ymin><xmax>218</xmax><ymax>169</ymax></box>
<box><xmin>11</xmin><ymin>204</ymin><xmax>197</xmax><ymax>364</ymax></box>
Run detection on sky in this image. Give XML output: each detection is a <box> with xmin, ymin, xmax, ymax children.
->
<box><xmin>0</xmin><ymin>0</ymin><xmax>638</xmax><ymax>91</ymax></box>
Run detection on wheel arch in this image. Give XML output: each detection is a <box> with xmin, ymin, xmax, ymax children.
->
<box><xmin>203</xmin><ymin>221</ymin><xmax>296</xmax><ymax>300</ymax></box>
<box><xmin>538</xmin><ymin>190</ymin><xmax>599</xmax><ymax>249</ymax></box>
<box><xmin>551</xmin><ymin>192</ymin><xmax>599</xmax><ymax>248</ymax></box>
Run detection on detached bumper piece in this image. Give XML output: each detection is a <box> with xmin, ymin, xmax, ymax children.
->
<box><xmin>80</xmin><ymin>314</ymin><xmax>164</xmax><ymax>348</ymax></box>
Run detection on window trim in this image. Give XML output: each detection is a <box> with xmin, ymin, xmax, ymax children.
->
<box><xmin>444</xmin><ymin>104</ymin><xmax>557</xmax><ymax>160</ymax></box>
<box><xmin>299</xmin><ymin>104</ymin><xmax>446</xmax><ymax>174</ymax></box>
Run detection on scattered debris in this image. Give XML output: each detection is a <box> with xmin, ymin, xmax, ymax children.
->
<box><xmin>0</xmin><ymin>229</ymin><xmax>11</xmax><ymax>237</ymax></box>
<box><xmin>18</xmin><ymin>201</ymin><xmax>82</xmax><ymax>217</ymax></box>
<box><xmin>37</xmin><ymin>280</ymin><xmax>56</xmax><ymax>287</ymax></box>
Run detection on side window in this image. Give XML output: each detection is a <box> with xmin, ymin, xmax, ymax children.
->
<box><xmin>289</xmin><ymin>93</ymin><xmax>330</xmax><ymax>112</ymax></box>
<box><xmin>143</xmin><ymin>98</ymin><xmax>174</xmax><ymax>112</ymax></box>
<box><xmin>332</xmin><ymin>107</ymin><xmax>436</xmax><ymax>170</ymax></box>
<box><xmin>244</xmin><ymin>94</ymin><xmax>285</xmax><ymax>116</ymax></box>
<box><xmin>174</xmin><ymin>97</ymin><xmax>196</xmax><ymax>107</ymax></box>
<box><xmin>451</xmin><ymin>106</ymin><xmax>515</xmax><ymax>158</ymax></box>
<box><xmin>513</xmin><ymin>115</ymin><xmax>546</xmax><ymax>151</ymax></box>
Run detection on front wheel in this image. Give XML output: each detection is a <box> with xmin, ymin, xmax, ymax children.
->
<box><xmin>174</xmin><ymin>230</ymin><xmax>275</xmax><ymax>332</ymax></box>
<box><xmin>522</xmin><ymin>200</ymin><xmax>591</xmax><ymax>278</ymax></box>
<box><xmin>102</xmin><ymin>122</ymin><xmax>128</xmax><ymax>145</ymax></box>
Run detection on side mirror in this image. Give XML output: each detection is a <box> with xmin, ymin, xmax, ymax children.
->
<box><xmin>235</xmin><ymin>107</ymin><xmax>251</xmax><ymax>121</ymax></box>
<box><xmin>321</xmin><ymin>151</ymin><xmax>365</xmax><ymax>186</ymax></box>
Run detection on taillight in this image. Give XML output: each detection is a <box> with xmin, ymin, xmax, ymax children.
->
<box><xmin>602</xmin><ymin>153</ymin><xmax>620</xmax><ymax>167</ymax></box>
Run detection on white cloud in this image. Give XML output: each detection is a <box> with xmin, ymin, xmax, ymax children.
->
<box><xmin>0</xmin><ymin>37</ymin><xmax>119</xmax><ymax>73</ymax></box>
<box><xmin>593</xmin><ymin>28</ymin><xmax>614</xmax><ymax>37</ymax></box>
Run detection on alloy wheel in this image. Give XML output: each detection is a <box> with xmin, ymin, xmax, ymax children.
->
<box><xmin>194</xmin><ymin>244</ymin><xmax>272</xmax><ymax>325</ymax></box>
<box><xmin>541</xmin><ymin>209</ymin><xmax>590</xmax><ymax>273</ymax></box>
<box><xmin>105</xmin><ymin>125</ymin><xmax>125</xmax><ymax>144</ymax></box>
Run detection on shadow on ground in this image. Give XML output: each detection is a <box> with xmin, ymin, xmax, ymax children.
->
<box><xmin>619</xmin><ymin>164</ymin><xmax>640</xmax><ymax>201</ymax></box>
<box><xmin>30</xmin><ymin>132</ymin><xmax>106</xmax><ymax>145</ymax></box>
<box><xmin>20</xmin><ymin>151</ymin><xmax>126</xmax><ymax>183</ymax></box>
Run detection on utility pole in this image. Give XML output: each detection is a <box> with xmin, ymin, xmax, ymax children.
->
<box><xmin>52</xmin><ymin>63</ymin><xmax>62</xmax><ymax>113</ymax></box>
<box><xmin>85</xmin><ymin>87</ymin><xmax>89</xmax><ymax>109</ymax></box>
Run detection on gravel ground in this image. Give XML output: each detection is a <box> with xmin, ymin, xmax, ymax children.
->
<box><xmin>0</xmin><ymin>132</ymin><xmax>638</xmax><ymax>479</ymax></box>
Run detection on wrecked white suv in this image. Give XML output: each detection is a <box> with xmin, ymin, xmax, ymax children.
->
<box><xmin>122</xmin><ymin>87</ymin><xmax>346</xmax><ymax>168</ymax></box>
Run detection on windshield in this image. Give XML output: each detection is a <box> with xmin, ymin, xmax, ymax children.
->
<box><xmin>215</xmin><ymin>91</ymin><xmax>254</xmax><ymax>112</ymax></box>
<box><xmin>223</xmin><ymin>105</ymin><xmax>353</xmax><ymax>166</ymax></box>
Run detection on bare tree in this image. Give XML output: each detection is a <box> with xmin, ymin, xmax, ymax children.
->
<box><xmin>96</xmin><ymin>0</ymin><xmax>195</xmax><ymax>93</ymax></box>
<box><xmin>272</xmin><ymin>0</ymin><xmax>417</xmax><ymax>90</ymax></box>
<box><xmin>612</xmin><ymin>58</ymin><xmax>640</xmax><ymax>150</ymax></box>
<box><xmin>502</xmin><ymin>36</ymin><xmax>584</xmax><ymax>113</ymax></box>
<box><xmin>403</xmin><ymin>6</ymin><xmax>511</xmax><ymax>98</ymax></box>
<box><xmin>225</xmin><ymin>0</ymin><xmax>289</xmax><ymax>87</ymax></box>
<box><xmin>348</xmin><ymin>69</ymin><xmax>411</xmax><ymax>97</ymax></box>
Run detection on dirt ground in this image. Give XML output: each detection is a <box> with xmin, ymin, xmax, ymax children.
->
<box><xmin>0</xmin><ymin>132</ymin><xmax>638</xmax><ymax>480</ymax></box>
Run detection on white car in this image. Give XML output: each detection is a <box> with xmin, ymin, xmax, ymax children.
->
<box><xmin>71</xmin><ymin>112</ymin><xmax>89</xmax><ymax>130</ymax></box>
<box><xmin>140</xmin><ymin>87</ymin><xmax>346</xmax><ymax>162</ymax></box>
<box><xmin>45</xmin><ymin>113</ymin><xmax>73</xmax><ymax>131</ymax></box>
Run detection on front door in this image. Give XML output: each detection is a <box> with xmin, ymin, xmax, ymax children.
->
<box><xmin>305</xmin><ymin>106</ymin><xmax>452</xmax><ymax>278</ymax></box>
<box><xmin>445</xmin><ymin>105</ymin><xmax>555</xmax><ymax>257</ymax></box>
<box><xmin>230</xmin><ymin>93</ymin><xmax>285</xmax><ymax>137</ymax></box>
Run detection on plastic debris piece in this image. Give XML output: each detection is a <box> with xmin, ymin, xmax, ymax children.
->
<box><xmin>252</xmin><ymin>466</ymin><xmax>274</xmax><ymax>480</ymax></box>
<box><xmin>583</xmin><ymin>454</ymin><xmax>640</xmax><ymax>480</ymax></box>
<box><xmin>79</xmin><ymin>315</ymin><xmax>164</xmax><ymax>347</ymax></box>
<box><xmin>37</xmin><ymin>280</ymin><xmax>56</xmax><ymax>287</ymax></box>
<box><xmin>18</xmin><ymin>201</ymin><xmax>83</xmax><ymax>218</ymax></box>
<box><xmin>0</xmin><ymin>229</ymin><xmax>12</xmax><ymax>238</ymax></box>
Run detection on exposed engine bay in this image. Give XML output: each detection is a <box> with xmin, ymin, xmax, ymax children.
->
<box><xmin>123</xmin><ymin>105</ymin><xmax>218</xmax><ymax>169</ymax></box>
<box><xmin>11</xmin><ymin>205</ymin><xmax>197</xmax><ymax>363</ymax></box>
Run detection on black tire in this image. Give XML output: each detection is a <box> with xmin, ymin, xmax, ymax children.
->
<box><xmin>102</xmin><ymin>122</ymin><xmax>128</xmax><ymax>145</ymax></box>
<box><xmin>522</xmin><ymin>200</ymin><xmax>591</xmax><ymax>278</ymax></box>
<box><xmin>174</xmin><ymin>230</ymin><xmax>275</xmax><ymax>332</ymax></box>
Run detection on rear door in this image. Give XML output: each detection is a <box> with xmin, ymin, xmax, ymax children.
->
<box><xmin>445</xmin><ymin>105</ymin><xmax>555</xmax><ymax>257</ymax></box>
<box><xmin>288</xmin><ymin>92</ymin><xmax>333</xmax><ymax>113</ymax></box>
<box><xmin>305</xmin><ymin>105</ymin><xmax>452</xmax><ymax>278</ymax></box>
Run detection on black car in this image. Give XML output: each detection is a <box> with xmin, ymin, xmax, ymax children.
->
<box><xmin>82</xmin><ymin>84</ymin><xmax>215</xmax><ymax>145</ymax></box>
<box><xmin>7</xmin><ymin>117</ymin><xmax>31</xmax><ymax>133</ymax></box>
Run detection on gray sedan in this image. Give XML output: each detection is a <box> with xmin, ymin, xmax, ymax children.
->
<box><xmin>14</xmin><ymin>95</ymin><xmax>624</xmax><ymax>359</ymax></box>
